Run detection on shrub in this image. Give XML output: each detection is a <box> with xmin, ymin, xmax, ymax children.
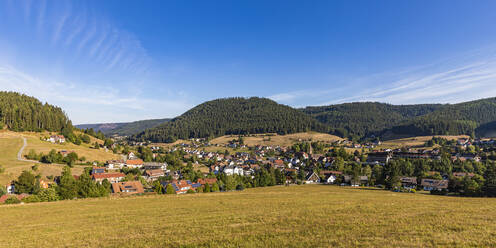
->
<box><xmin>22</xmin><ymin>195</ymin><xmax>41</xmax><ymax>203</ymax></box>
<box><xmin>236</xmin><ymin>184</ymin><xmax>244</xmax><ymax>191</ymax></box>
<box><xmin>4</xmin><ymin>196</ymin><xmax>21</xmax><ymax>204</ymax></box>
<box><xmin>186</xmin><ymin>189</ymin><xmax>195</xmax><ymax>194</ymax></box>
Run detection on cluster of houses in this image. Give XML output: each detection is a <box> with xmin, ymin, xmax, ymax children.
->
<box><xmin>46</xmin><ymin>135</ymin><xmax>66</xmax><ymax>144</ymax></box>
<box><xmin>366</xmin><ymin>150</ymin><xmax>482</xmax><ymax>165</ymax></box>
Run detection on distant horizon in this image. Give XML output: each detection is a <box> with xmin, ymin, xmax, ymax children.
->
<box><xmin>2</xmin><ymin>1</ymin><xmax>496</xmax><ymax>124</ymax></box>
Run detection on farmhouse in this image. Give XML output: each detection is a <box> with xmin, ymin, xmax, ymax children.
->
<box><xmin>421</xmin><ymin>179</ymin><xmax>449</xmax><ymax>191</ymax></box>
<box><xmin>47</xmin><ymin>135</ymin><xmax>65</xmax><ymax>143</ymax></box>
<box><xmin>305</xmin><ymin>171</ymin><xmax>320</xmax><ymax>184</ymax></box>
<box><xmin>400</xmin><ymin>177</ymin><xmax>417</xmax><ymax>189</ymax></box>
<box><xmin>162</xmin><ymin>180</ymin><xmax>201</xmax><ymax>194</ymax></box>
<box><xmin>91</xmin><ymin>172</ymin><xmax>125</xmax><ymax>183</ymax></box>
<box><xmin>106</xmin><ymin>160</ymin><xmax>125</xmax><ymax>169</ymax></box>
<box><xmin>144</xmin><ymin>169</ymin><xmax>165</xmax><ymax>181</ymax></box>
<box><xmin>126</xmin><ymin>159</ymin><xmax>144</xmax><ymax>168</ymax></box>
<box><xmin>111</xmin><ymin>181</ymin><xmax>144</xmax><ymax>195</ymax></box>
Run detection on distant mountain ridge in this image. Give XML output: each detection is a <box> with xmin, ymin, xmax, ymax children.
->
<box><xmin>84</xmin><ymin>97</ymin><xmax>496</xmax><ymax>142</ymax></box>
<box><xmin>76</xmin><ymin>118</ymin><xmax>170</xmax><ymax>136</ymax></box>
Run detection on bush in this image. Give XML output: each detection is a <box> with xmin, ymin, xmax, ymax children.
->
<box><xmin>4</xmin><ymin>196</ymin><xmax>21</xmax><ymax>204</ymax></box>
<box><xmin>236</xmin><ymin>184</ymin><xmax>245</xmax><ymax>191</ymax></box>
<box><xmin>410</xmin><ymin>189</ymin><xmax>416</xmax><ymax>193</ymax></box>
<box><xmin>186</xmin><ymin>189</ymin><xmax>195</xmax><ymax>194</ymax></box>
<box><xmin>22</xmin><ymin>195</ymin><xmax>41</xmax><ymax>203</ymax></box>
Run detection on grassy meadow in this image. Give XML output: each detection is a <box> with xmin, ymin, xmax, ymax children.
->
<box><xmin>1</xmin><ymin>185</ymin><xmax>495</xmax><ymax>247</ymax></box>
<box><xmin>0</xmin><ymin>130</ymin><xmax>119</xmax><ymax>185</ymax></box>
<box><xmin>210</xmin><ymin>132</ymin><xmax>343</xmax><ymax>147</ymax></box>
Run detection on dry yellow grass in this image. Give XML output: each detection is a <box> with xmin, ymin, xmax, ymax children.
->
<box><xmin>0</xmin><ymin>130</ymin><xmax>117</xmax><ymax>185</ymax></box>
<box><xmin>211</xmin><ymin>132</ymin><xmax>344</xmax><ymax>147</ymax></box>
<box><xmin>0</xmin><ymin>185</ymin><xmax>495</xmax><ymax>247</ymax></box>
<box><xmin>379</xmin><ymin>135</ymin><xmax>470</xmax><ymax>149</ymax></box>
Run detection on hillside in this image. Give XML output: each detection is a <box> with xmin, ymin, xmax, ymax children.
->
<box><xmin>0</xmin><ymin>91</ymin><xmax>72</xmax><ymax>132</ymax></box>
<box><xmin>210</xmin><ymin>132</ymin><xmax>343</xmax><ymax>147</ymax></box>
<box><xmin>76</xmin><ymin>118</ymin><xmax>170</xmax><ymax>136</ymax></box>
<box><xmin>303</xmin><ymin>98</ymin><xmax>496</xmax><ymax>139</ymax></box>
<box><xmin>1</xmin><ymin>185</ymin><xmax>496</xmax><ymax>247</ymax></box>
<box><xmin>134</xmin><ymin>97</ymin><xmax>330</xmax><ymax>143</ymax></box>
<box><xmin>0</xmin><ymin>130</ymin><xmax>120</xmax><ymax>185</ymax></box>
<box><xmin>302</xmin><ymin>102</ymin><xmax>443</xmax><ymax>139</ymax></box>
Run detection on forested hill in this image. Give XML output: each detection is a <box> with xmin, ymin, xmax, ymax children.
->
<box><xmin>133</xmin><ymin>97</ymin><xmax>330</xmax><ymax>143</ymax></box>
<box><xmin>303</xmin><ymin>98</ymin><xmax>496</xmax><ymax>140</ymax></box>
<box><xmin>302</xmin><ymin>102</ymin><xmax>444</xmax><ymax>140</ymax></box>
<box><xmin>0</xmin><ymin>91</ymin><xmax>72</xmax><ymax>132</ymax></box>
<box><xmin>76</xmin><ymin>118</ymin><xmax>170</xmax><ymax>136</ymax></box>
<box><xmin>392</xmin><ymin>98</ymin><xmax>496</xmax><ymax>138</ymax></box>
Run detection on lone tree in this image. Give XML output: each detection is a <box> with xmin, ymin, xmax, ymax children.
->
<box><xmin>166</xmin><ymin>184</ymin><xmax>176</xmax><ymax>194</ymax></box>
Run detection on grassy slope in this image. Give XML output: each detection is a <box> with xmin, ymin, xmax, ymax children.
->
<box><xmin>0</xmin><ymin>130</ymin><xmax>120</xmax><ymax>185</ymax></box>
<box><xmin>1</xmin><ymin>185</ymin><xmax>495</xmax><ymax>247</ymax></box>
<box><xmin>378</xmin><ymin>135</ymin><xmax>470</xmax><ymax>149</ymax></box>
<box><xmin>210</xmin><ymin>132</ymin><xmax>343</xmax><ymax>147</ymax></box>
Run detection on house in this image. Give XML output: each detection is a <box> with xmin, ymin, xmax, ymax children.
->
<box><xmin>39</xmin><ymin>180</ymin><xmax>54</xmax><ymax>189</ymax></box>
<box><xmin>421</xmin><ymin>179</ymin><xmax>449</xmax><ymax>191</ymax></box>
<box><xmin>197</xmin><ymin>178</ymin><xmax>217</xmax><ymax>186</ymax></box>
<box><xmin>320</xmin><ymin>171</ymin><xmax>342</xmax><ymax>184</ymax></box>
<box><xmin>91</xmin><ymin>172</ymin><xmax>125</xmax><ymax>183</ymax></box>
<box><xmin>91</xmin><ymin>167</ymin><xmax>106</xmax><ymax>175</ymax></box>
<box><xmin>144</xmin><ymin>169</ymin><xmax>165</xmax><ymax>181</ymax></box>
<box><xmin>400</xmin><ymin>177</ymin><xmax>417</xmax><ymax>189</ymax></box>
<box><xmin>128</xmin><ymin>152</ymin><xmax>137</xmax><ymax>159</ymax></box>
<box><xmin>47</xmin><ymin>135</ymin><xmax>65</xmax><ymax>143</ymax></box>
<box><xmin>126</xmin><ymin>159</ymin><xmax>144</xmax><ymax>168</ymax></box>
<box><xmin>162</xmin><ymin>180</ymin><xmax>199</xmax><ymax>194</ymax></box>
<box><xmin>106</xmin><ymin>160</ymin><xmax>125</xmax><ymax>169</ymax></box>
<box><xmin>305</xmin><ymin>171</ymin><xmax>321</xmax><ymax>184</ymax></box>
<box><xmin>452</xmin><ymin>172</ymin><xmax>475</xmax><ymax>178</ymax></box>
<box><xmin>359</xmin><ymin>176</ymin><xmax>369</xmax><ymax>186</ymax></box>
<box><xmin>366</xmin><ymin>152</ymin><xmax>392</xmax><ymax>165</ymax></box>
<box><xmin>143</xmin><ymin>162</ymin><xmax>168</xmax><ymax>171</ymax></box>
<box><xmin>324</xmin><ymin>174</ymin><xmax>338</xmax><ymax>184</ymax></box>
<box><xmin>5</xmin><ymin>182</ymin><xmax>15</xmax><ymax>194</ymax></box>
<box><xmin>111</xmin><ymin>181</ymin><xmax>144</xmax><ymax>195</ymax></box>
<box><xmin>223</xmin><ymin>166</ymin><xmax>244</xmax><ymax>176</ymax></box>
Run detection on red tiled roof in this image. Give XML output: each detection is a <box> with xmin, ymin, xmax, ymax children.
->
<box><xmin>126</xmin><ymin>159</ymin><xmax>144</xmax><ymax>165</ymax></box>
<box><xmin>91</xmin><ymin>173</ymin><xmax>125</xmax><ymax>179</ymax></box>
<box><xmin>197</xmin><ymin>178</ymin><xmax>217</xmax><ymax>185</ymax></box>
<box><xmin>112</xmin><ymin>181</ymin><xmax>144</xmax><ymax>194</ymax></box>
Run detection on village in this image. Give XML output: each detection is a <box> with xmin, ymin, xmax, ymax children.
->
<box><xmin>2</xmin><ymin>133</ymin><xmax>494</xmax><ymax>204</ymax></box>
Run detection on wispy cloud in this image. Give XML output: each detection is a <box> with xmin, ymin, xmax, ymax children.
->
<box><xmin>0</xmin><ymin>65</ymin><xmax>192</xmax><ymax>124</ymax></box>
<box><xmin>270</xmin><ymin>47</ymin><xmax>496</xmax><ymax>107</ymax></box>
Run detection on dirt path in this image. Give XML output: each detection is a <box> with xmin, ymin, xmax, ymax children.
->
<box><xmin>17</xmin><ymin>137</ymin><xmax>39</xmax><ymax>163</ymax></box>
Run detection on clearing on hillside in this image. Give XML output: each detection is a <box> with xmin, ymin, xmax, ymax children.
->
<box><xmin>379</xmin><ymin>135</ymin><xmax>470</xmax><ymax>149</ymax></box>
<box><xmin>210</xmin><ymin>132</ymin><xmax>344</xmax><ymax>147</ymax></box>
<box><xmin>1</xmin><ymin>185</ymin><xmax>495</xmax><ymax>247</ymax></box>
<box><xmin>0</xmin><ymin>130</ymin><xmax>119</xmax><ymax>185</ymax></box>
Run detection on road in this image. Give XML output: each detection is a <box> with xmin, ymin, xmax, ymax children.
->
<box><xmin>17</xmin><ymin>137</ymin><xmax>39</xmax><ymax>163</ymax></box>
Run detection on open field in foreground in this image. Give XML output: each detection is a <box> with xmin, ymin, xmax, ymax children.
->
<box><xmin>1</xmin><ymin>185</ymin><xmax>496</xmax><ymax>247</ymax></box>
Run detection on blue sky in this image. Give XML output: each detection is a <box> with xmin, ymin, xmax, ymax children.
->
<box><xmin>1</xmin><ymin>0</ymin><xmax>496</xmax><ymax>124</ymax></box>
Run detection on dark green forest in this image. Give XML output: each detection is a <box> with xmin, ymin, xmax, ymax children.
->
<box><xmin>0</xmin><ymin>91</ymin><xmax>72</xmax><ymax>132</ymax></box>
<box><xmin>76</xmin><ymin>118</ymin><xmax>170</xmax><ymax>136</ymax></box>
<box><xmin>133</xmin><ymin>97</ymin><xmax>330</xmax><ymax>142</ymax></box>
<box><xmin>303</xmin><ymin>98</ymin><xmax>496</xmax><ymax>140</ymax></box>
<box><xmin>302</xmin><ymin>102</ymin><xmax>444</xmax><ymax>139</ymax></box>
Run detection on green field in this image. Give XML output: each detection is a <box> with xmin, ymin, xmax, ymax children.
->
<box><xmin>1</xmin><ymin>185</ymin><xmax>495</xmax><ymax>247</ymax></box>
